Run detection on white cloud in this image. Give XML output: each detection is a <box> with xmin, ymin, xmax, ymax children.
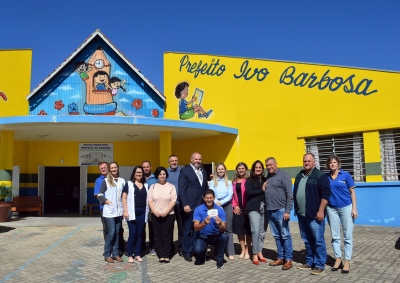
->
<box><xmin>119</xmin><ymin>98</ymin><xmax>129</xmax><ymax>102</ymax></box>
<box><xmin>50</xmin><ymin>92</ymin><xmax>57</xmax><ymax>96</ymax></box>
<box><xmin>143</xmin><ymin>99</ymin><xmax>153</xmax><ymax>102</ymax></box>
<box><xmin>113</xmin><ymin>70</ymin><xmax>127</xmax><ymax>76</ymax></box>
<box><xmin>69</xmin><ymin>94</ymin><xmax>81</xmax><ymax>99</ymax></box>
<box><xmin>126</xmin><ymin>89</ymin><xmax>145</xmax><ymax>95</ymax></box>
<box><xmin>59</xmin><ymin>84</ymin><xmax>73</xmax><ymax>91</ymax></box>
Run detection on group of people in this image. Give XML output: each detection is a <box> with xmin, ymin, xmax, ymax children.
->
<box><xmin>94</xmin><ymin>151</ymin><xmax>358</xmax><ymax>274</ymax></box>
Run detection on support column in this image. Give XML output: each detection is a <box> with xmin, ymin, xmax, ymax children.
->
<box><xmin>159</xmin><ymin>131</ymin><xmax>172</xmax><ymax>168</ymax></box>
<box><xmin>0</xmin><ymin>131</ymin><xmax>14</xmax><ymax>189</ymax></box>
<box><xmin>363</xmin><ymin>131</ymin><xmax>382</xmax><ymax>182</ymax></box>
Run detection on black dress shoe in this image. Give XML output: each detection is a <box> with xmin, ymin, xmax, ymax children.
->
<box><xmin>331</xmin><ymin>262</ymin><xmax>343</xmax><ymax>271</ymax></box>
<box><xmin>184</xmin><ymin>255</ymin><xmax>192</xmax><ymax>262</ymax></box>
<box><xmin>194</xmin><ymin>258</ymin><xmax>205</xmax><ymax>265</ymax></box>
<box><xmin>159</xmin><ymin>259</ymin><xmax>165</xmax><ymax>263</ymax></box>
<box><xmin>341</xmin><ymin>265</ymin><xmax>350</xmax><ymax>274</ymax></box>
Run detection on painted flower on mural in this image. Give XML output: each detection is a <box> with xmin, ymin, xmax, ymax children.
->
<box><xmin>131</xmin><ymin>99</ymin><xmax>143</xmax><ymax>110</ymax></box>
<box><xmin>38</xmin><ymin>110</ymin><xmax>47</xmax><ymax>115</ymax></box>
<box><xmin>151</xmin><ymin>109</ymin><xmax>159</xmax><ymax>118</ymax></box>
<box><xmin>54</xmin><ymin>100</ymin><xmax>65</xmax><ymax>110</ymax></box>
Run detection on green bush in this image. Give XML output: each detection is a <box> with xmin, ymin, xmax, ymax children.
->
<box><xmin>0</xmin><ymin>183</ymin><xmax>12</xmax><ymax>201</ymax></box>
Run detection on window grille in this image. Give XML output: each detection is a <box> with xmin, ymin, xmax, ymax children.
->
<box><xmin>379</xmin><ymin>130</ymin><xmax>400</xmax><ymax>181</ymax></box>
<box><xmin>305</xmin><ymin>134</ymin><xmax>365</xmax><ymax>182</ymax></box>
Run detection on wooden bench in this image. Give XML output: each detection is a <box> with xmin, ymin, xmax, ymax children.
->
<box><xmin>83</xmin><ymin>203</ymin><xmax>100</xmax><ymax>216</ymax></box>
<box><xmin>12</xmin><ymin>196</ymin><xmax>42</xmax><ymax>216</ymax></box>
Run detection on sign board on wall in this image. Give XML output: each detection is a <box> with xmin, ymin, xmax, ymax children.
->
<box><xmin>79</xmin><ymin>143</ymin><xmax>113</xmax><ymax>165</ymax></box>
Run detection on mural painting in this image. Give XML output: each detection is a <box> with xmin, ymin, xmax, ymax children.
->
<box><xmin>174</xmin><ymin>82</ymin><xmax>212</xmax><ymax>120</ymax></box>
<box><xmin>28</xmin><ymin>34</ymin><xmax>164</xmax><ymax>119</ymax></box>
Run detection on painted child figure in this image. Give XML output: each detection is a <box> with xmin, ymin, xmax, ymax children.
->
<box><xmin>74</xmin><ymin>61</ymin><xmax>92</xmax><ymax>81</ymax></box>
<box><xmin>109</xmin><ymin>77</ymin><xmax>126</xmax><ymax>96</ymax></box>
<box><xmin>174</xmin><ymin>82</ymin><xmax>212</xmax><ymax>120</ymax></box>
<box><xmin>93</xmin><ymin>71</ymin><xmax>111</xmax><ymax>91</ymax></box>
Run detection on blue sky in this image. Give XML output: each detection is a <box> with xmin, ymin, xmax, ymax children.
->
<box><xmin>1</xmin><ymin>0</ymin><xmax>399</xmax><ymax>94</ymax></box>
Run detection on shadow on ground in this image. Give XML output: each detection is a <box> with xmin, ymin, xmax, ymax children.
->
<box><xmin>0</xmin><ymin>226</ymin><xmax>16</xmax><ymax>233</ymax></box>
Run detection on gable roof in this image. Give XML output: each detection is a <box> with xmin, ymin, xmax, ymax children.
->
<box><xmin>26</xmin><ymin>29</ymin><xmax>165</xmax><ymax>101</ymax></box>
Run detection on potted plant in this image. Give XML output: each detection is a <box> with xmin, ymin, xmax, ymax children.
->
<box><xmin>0</xmin><ymin>183</ymin><xmax>13</xmax><ymax>222</ymax></box>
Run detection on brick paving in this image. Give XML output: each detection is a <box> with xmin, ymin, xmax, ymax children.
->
<box><xmin>0</xmin><ymin>215</ymin><xmax>399</xmax><ymax>283</ymax></box>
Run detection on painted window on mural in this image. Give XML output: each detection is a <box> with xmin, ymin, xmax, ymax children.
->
<box><xmin>305</xmin><ymin>134</ymin><xmax>366</xmax><ymax>182</ymax></box>
<box><xmin>379</xmin><ymin>130</ymin><xmax>400</xmax><ymax>181</ymax></box>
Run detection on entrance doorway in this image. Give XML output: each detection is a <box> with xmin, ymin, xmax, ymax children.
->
<box><xmin>43</xmin><ymin>167</ymin><xmax>80</xmax><ymax>214</ymax></box>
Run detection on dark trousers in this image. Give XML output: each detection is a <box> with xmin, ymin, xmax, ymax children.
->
<box><xmin>194</xmin><ymin>232</ymin><xmax>229</xmax><ymax>263</ymax></box>
<box><xmin>182</xmin><ymin>211</ymin><xmax>194</xmax><ymax>256</ymax></box>
<box><xmin>174</xmin><ymin>204</ymin><xmax>184</xmax><ymax>250</ymax></box>
<box><xmin>101</xmin><ymin>212</ymin><xmax>125</xmax><ymax>256</ymax></box>
<box><xmin>127</xmin><ymin>206</ymin><xmax>146</xmax><ymax>257</ymax></box>
<box><xmin>151</xmin><ymin>213</ymin><xmax>175</xmax><ymax>258</ymax></box>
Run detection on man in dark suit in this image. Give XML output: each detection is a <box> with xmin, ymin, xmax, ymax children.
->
<box><xmin>179</xmin><ymin>152</ymin><xmax>209</xmax><ymax>261</ymax></box>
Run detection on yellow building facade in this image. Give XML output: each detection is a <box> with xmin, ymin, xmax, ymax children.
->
<box><xmin>164</xmin><ymin>52</ymin><xmax>400</xmax><ymax>182</ymax></box>
<box><xmin>1</xmin><ymin>34</ymin><xmax>400</xmax><ymax>225</ymax></box>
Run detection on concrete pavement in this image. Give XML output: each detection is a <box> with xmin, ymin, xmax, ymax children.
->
<box><xmin>0</xmin><ymin>215</ymin><xmax>399</xmax><ymax>283</ymax></box>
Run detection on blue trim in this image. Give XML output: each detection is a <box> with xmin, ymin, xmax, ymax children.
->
<box><xmin>0</xmin><ymin>116</ymin><xmax>238</xmax><ymax>135</ymax></box>
<box><xmin>289</xmin><ymin>181</ymin><xmax>400</xmax><ymax>227</ymax></box>
<box><xmin>354</xmin><ymin>181</ymin><xmax>400</xmax><ymax>187</ymax></box>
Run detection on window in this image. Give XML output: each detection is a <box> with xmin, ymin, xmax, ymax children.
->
<box><xmin>305</xmin><ymin>134</ymin><xmax>365</xmax><ymax>182</ymax></box>
<box><xmin>379</xmin><ymin>130</ymin><xmax>400</xmax><ymax>181</ymax></box>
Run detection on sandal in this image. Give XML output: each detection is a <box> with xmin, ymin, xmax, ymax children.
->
<box><xmin>244</xmin><ymin>254</ymin><xmax>250</xmax><ymax>260</ymax></box>
<box><xmin>239</xmin><ymin>253</ymin><xmax>245</xmax><ymax>259</ymax></box>
<box><xmin>128</xmin><ymin>257</ymin><xmax>134</xmax><ymax>263</ymax></box>
<box><xmin>135</xmin><ymin>256</ymin><xmax>143</xmax><ymax>262</ymax></box>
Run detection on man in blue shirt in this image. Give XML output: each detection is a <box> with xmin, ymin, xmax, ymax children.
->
<box><xmin>94</xmin><ymin>162</ymin><xmax>108</xmax><ymax>241</ymax></box>
<box><xmin>166</xmin><ymin>154</ymin><xmax>184</xmax><ymax>256</ymax></box>
<box><xmin>193</xmin><ymin>189</ymin><xmax>228</xmax><ymax>269</ymax></box>
<box><xmin>142</xmin><ymin>160</ymin><xmax>157</xmax><ymax>255</ymax></box>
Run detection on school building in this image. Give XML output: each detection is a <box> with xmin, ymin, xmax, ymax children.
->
<box><xmin>1</xmin><ymin>30</ymin><xmax>399</xmax><ymax>225</ymax></box>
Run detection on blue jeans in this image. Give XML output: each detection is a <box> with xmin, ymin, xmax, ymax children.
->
<box><xmin>248</xmin><ymin>207</ymin><xmax>266</xmax><ymax>254</ymax></box>
<box><xmin>104</xmin><ymin>216</ymin><xmax>122</xmax><ymax>258</ymax></box>
<box><xmin>194</xmin><ymin>233</ymin><xmax>229</xmax><ymax>263</ymax></box>
<box><xmin>326</xmin><ymin>204</ymin><xmax>354</xmax><ymax>260</ymax></box>
<box><xmin>182</xmin><ymin>211</ymin><xmax>194</xmax><ymax>257</ymax></box>
<box><xmin>267</xmin><ymin>208</ymin><xmax>293</xmax><ymax>260</ymax></box>
<box><xmin>297</xmin><ymin>215</ymin><xmax>327</xmax><ymax>269</ymax></box>
<box><xmin>127</xmin><ymin>206</ymin><xmax>146</xmax><ymax>257</ymax></box>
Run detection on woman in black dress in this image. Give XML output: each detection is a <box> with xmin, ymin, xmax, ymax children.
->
<box><xmin>232</xmin><ymin>162</ymin><xmax>252</xmax><ymax>260</ymax></box>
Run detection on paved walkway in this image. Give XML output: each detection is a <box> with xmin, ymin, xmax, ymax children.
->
<box><xmin>1</xmin><ymin>215</ymin><xmax>399</xmax><ymax>283</ymax></box>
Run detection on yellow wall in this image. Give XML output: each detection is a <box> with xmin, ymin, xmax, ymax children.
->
<box><xmin>164</xmin><ymin>52</ymin><xmax>400</xmax><ymax>169</ymax></box>
<box><xmin>0</xmin><ymin>49</ymin><xmax>32</xmax><ymax>116</ymax></box>
<box><xmin>13</xmin><ymin>141</ymin><xmax>160</xmax><ymax>174</ymax></box>
<box><xmin>171</xmin><ymin>134</ymin><xmax>238</xmax><ymax>168</ymax></box>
